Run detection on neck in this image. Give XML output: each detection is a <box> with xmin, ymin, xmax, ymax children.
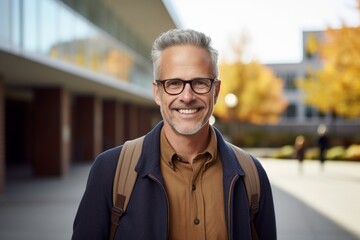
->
<box><xmin>164</xmin><ymin>124</ymin><xmax>211</xmax><ymax>164</ymax></box>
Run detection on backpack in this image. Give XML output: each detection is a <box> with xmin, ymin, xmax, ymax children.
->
<box><xmin>109</xmin><ymin>136</ymin><xmax>260</xmax><ymax>240</ymax></box>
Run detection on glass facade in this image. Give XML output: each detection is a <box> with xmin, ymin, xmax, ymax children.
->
<box><xmin>0</xmin><ymin>0</ymin><xmax>152</xmax><ymax>88</ymax></box>
<box><xmin>0</xmin><ymin>1</ymin><xmax>11</xmax><ymax>45</ymax></box>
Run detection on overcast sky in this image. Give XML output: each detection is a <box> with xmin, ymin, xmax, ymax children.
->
<box><xmin>166</xmin><ymin>0</ymin><xmax>360</xmax><ymax>63</ymax></box>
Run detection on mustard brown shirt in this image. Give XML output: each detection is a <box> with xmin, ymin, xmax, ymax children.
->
<box><xmin>160</xmin><ymin>127</ymin><xmax>228</xmax><ymax>240</ymax></box>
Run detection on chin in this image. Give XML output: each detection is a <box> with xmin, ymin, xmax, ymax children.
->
<box><xmin>172</xmin><ymin>122</ymin><xmax>206</xmax><ymax>136</ymax></box>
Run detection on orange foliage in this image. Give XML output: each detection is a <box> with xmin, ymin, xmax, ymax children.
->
<box><xmin>297</xmin><ymin>25</ymin><xmax>360</xmax><ymax>119</ymax></box>
<box><xmin>214</xmin><ymin>60</ymin><xmax>288</xmax><ymax>124</ymax></box>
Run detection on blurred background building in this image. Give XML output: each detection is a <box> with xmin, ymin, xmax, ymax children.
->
<box><xmin>266</xmin><ymin>30</ymin><xmax>359</xmax><ymax>136</ymax></box>
<box><xmin>0</xmin><ymin>0</ymin><xmax>359</xmax><ymax>193</ymax></box>
<box><xmin>0</xmin><ymin>0</ymin><xmax>179</xmax><ymax>192</ymax></box>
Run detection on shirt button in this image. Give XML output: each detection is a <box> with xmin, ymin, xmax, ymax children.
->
<box><xmin>192</xmin><ymin>184</ymin><xmax>196</xmax><ymax>191</ymax></box>
<box><xmin>194</xmin><ymin>218</ymin><xmax>200</xmax><ymax>225</ymax></box>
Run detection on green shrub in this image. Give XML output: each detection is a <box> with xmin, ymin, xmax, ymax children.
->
<box><xmin>271</xmin><ymin>145</ymin><xmax>360</xmax><ymax>161</ymax></box>
<box><xmin>305</xmin><ymin>147</ymin><xmax>319</xmax><ymax>160</ymax></box>
<box><xmin>326</xmin><ymin>146</ymin><xmax>346</xmax><ymax>160</ymax></box>
<box><xmin>345</xmin><ymin>144</ymin><xmax>360</xmax><ymax>161</ymax></box>
<box><xmin>271</xmin><ymin>145</ymin><xmax>294</xmax><ymax>159</ymax></box>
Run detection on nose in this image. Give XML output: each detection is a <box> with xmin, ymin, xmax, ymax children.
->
<box><xmin>179</xmin><ymin>82</ymin><xmax>196</xmax><ymax>102</ymax></box>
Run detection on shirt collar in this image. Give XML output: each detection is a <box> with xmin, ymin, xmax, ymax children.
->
<box><xmin>160</xmin><ymin>126</ymin><xmax>218</xmax><ymax>170</ymax></box>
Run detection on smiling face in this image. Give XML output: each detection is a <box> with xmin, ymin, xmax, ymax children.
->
<box><xmin>153</xmin><ymin>44</ymin><xmax>220</xmax><ymax>137</ymax></box>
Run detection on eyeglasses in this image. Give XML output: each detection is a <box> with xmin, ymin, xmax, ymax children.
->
<box><xmin>155</xmin><ymin>78</ymin><xmax>216</xmax><ymax>95</ymax></box>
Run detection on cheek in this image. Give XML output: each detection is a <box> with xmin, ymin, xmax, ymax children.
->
<box><xmin>207</xmin><ymin>89</ymin><xmax>218</xmax><ymax>106</ymax></box>
<box><xmin>154</xmin><ymin>90</ymin><xmax>173</xmax><ymax>108</ymax></box>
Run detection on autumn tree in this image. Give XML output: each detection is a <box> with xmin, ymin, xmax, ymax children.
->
<box><xmin>214</xmin><ymin>35</ymin><xmax>288</xmax><ymax>124</ymax></box>
<box><xmin>297</xmin><ymin>2</ymin><xmax>360</xmax><ymax>119</ymax></box>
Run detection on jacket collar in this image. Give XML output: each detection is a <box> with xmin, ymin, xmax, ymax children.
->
<box><xmin>213</xmin><ymin>127</ymin><xmax>245</xmax><ymax>177</ymax></box>
<box><xmin>135</xmin><ymin>121</ymin><xmax>163</xmax><ymax>178</ymax></box>
<box><xmin>135</xmin><ymin>121</ymin><xmax>245</xmax><ymax>178</ymax></box>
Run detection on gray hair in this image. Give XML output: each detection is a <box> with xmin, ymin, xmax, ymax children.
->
<box><xmin>151</xmin><ymin>29</ymin><xmax>219</xmax><ymax>79</ymax></box>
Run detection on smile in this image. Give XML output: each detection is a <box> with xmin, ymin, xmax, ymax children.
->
<box><xmin>177</xmin><ymin>108</ymin><xmax>199</xmax><ymax>114</ymax></box>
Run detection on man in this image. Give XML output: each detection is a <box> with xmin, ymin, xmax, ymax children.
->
<box><xmin>72</xmin><ymin>29</ymin><xmax>276</xmax><ymax>240</ymax></box>
<box><xmin>317</xmin><ymin>124</ymin><xmax>329</xmax><ymax>171</ymax></box>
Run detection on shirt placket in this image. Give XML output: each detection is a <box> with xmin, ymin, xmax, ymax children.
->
<box><xmin>190</xmin><ymin>156</ymin><xmax>208</xmax><ymax>239</ymax></box>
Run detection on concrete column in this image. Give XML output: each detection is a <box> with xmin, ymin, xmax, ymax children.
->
<box><xmin>0</xmin><ymin>79</ymin><xmax>5</xmax><ymax>192</ymax></box>
<box><xmin>102</xmin><ymin>100</ymin><xmax>126</xmax><ymax>150</ymax></box>
<box><xmin>33</xmin><ymin>88</ymin><xmax>71</xmax><ymax>176</ymax></box>
<box><xmin>73</xmin><ymin>95</ymin><xmax>102</xmax><ymax>162</ymax></box>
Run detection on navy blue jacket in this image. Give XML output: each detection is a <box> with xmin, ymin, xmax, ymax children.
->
<box><xmin>72</xmin><ymin>122</ymin><xmax>276</xmax><ymax>239</ymax></box>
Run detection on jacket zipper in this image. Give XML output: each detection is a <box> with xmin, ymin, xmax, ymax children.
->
<box><xmin>148</xmin><ymin>174</ymin><xmax>170</xmax><ymax>240</ymax></box>
<box><xmin>227</xmin><ymin>174</ymin><xmax>239</xmax><ymax>240</ymax></box>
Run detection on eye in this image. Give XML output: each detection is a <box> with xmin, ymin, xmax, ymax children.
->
<box><xmin>193</xmin><ymin>79</ymin><xmax>210</xmax><ymax>87</ymax></box>
<box><xmin>166</xmin><ymin>79</ymin><xmax>182</xmax><ymax>88</ymax></box>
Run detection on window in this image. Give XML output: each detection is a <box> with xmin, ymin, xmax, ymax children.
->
<box><xmin>284</xmin><ymin>104</ymin><xmax>297</xmax><ymax>118</ymax></box>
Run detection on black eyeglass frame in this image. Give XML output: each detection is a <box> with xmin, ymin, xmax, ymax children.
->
<box><xmin>155</xmin><ymin>78</ymin><xmax>217</xmax><ymax>95</ymax></box>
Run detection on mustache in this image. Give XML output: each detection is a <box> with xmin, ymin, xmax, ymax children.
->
<box><xmin>170</xmin><ymin>102</ymin><xmax>204</xmax><ymax>109</ymax></box>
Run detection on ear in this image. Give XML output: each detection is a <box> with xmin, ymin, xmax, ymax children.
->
<box><xmin>153</xmin><ymin>80</ymin><xmax>161</xmax><ymax>106</ymax></box>
<box><xmin>213</xmin><ymin>80</ymin><xmax>221</xmax><ymax>104</ymax></box>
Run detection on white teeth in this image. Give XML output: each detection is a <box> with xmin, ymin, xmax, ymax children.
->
<box><xmin>178</xmin><ymin>109</ymin><xmax>198</xmax><ymax>114</ymax></box>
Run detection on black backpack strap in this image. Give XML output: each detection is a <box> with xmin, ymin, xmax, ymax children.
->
<box><xmin>109</xmin><ymin>136</ymin><xmax>145</xmax><ymax>240</ymax></box>
<box><xmin>228</xmin><ymin>143</ymin><xmax>260</xmax><ymax>240</ymax></box>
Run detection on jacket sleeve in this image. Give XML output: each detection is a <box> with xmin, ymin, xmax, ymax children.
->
<box><xmin>71</xmin><ymin>147</ymin><xmax>120</xmax><ymax>240</ymax></box>
<box><xmin>253</xmin><ymin>158</ymin><xmax>277</xmax><ymax>240</ymax></box>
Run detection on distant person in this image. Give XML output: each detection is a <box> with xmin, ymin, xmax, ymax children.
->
<box><xmin>317</xmin><ymin>124</ymin><xmax>329</xmax><ymax>170</ymax></box>
<box><xmin>71</xmin><ymin>29</ymin><xmax>276</xmax><ymax>239</ymax></box>
<box><xmin>294</xmin><ymin>135</ymin><xmax>306</xmax><ymax>173</ymax></box>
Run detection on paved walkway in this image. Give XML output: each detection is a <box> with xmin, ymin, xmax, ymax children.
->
<box><xmin>0</xmin><ymin>164</ymin><xmax>91</xmax><ymax>240</ymax></box>
<box><xmin>261</xmin><ymin>159</ymin><xmax>360</xmax><ymax>240</ymax></box>
<box><xmin>0</xmin><ymin>159</ymin><xmax>359</xmax><ymax>240</ymax></box>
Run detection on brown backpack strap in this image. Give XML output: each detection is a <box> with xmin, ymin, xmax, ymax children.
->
<box><xmin>109</xmin><ymin>136</ymin><xmax>145</xmax><ymax>240</ymax></box>
<box><xmin>228</xmin><ymin>143</ymin><xmax>260</xmax><ymax>240</ymax></box>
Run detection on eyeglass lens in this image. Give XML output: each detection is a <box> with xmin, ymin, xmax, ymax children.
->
<box><xmin>164</xmin><ymin>78</ymin><xmax>212</xmax><ymax>94</ymax></box>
